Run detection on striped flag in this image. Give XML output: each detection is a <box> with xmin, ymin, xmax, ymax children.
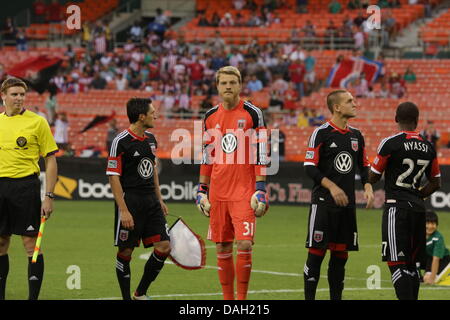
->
<box><xmin>326</xmin><ymin>56</ymin><xmax>383</xmax><ymax>88</ymax></box>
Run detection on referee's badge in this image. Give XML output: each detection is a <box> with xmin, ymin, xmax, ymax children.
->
<box><xmin>16</xmin><ymin>136</ymin><xmax>27</xmax><ymax>147</ymax></box>
<box><xmin>351</xmin><ymin>139</ymin><xmax>358</xmax><ymax>152</ymax></box>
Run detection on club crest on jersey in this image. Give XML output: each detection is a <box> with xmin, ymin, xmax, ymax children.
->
<box><xmin>314</xmin><ymin>231</ymin><xmax>323</xmax><ymax>242</ymax></box>
<box><xmin>108</xmin><ymin>160</ymin><xmax>117</xmax><ymax>169</ymax></box>
<box><xmin>138</xmin><ymin>157</ymin><xmax>154</xmax><ymax>179</ymax></box>
<box><xmin>119</xmin><ymin>230</ymin><xmax>129</xmax><ymax>241</ymax></box>
<box><xmin>305</xmin><ymin>151</ymin><xmax>315</xmax><ymax>160</ymax></box>
<box><xmin>221</xmin><ymin>133</ymin><xmax>238</xmax><ymax>154</ymax></box>
<box><xmin>334</xmin><ymin>151</ymin><xmax>353</xmax><ymax>174</ymax></box>
<box><xmin>237</xmin><ymin>119</ymin><xmax>246</xmax><ymax>129</ymax></box>
<box><xmin>16</xmin><ymin>136</ymin><xmax>27</xmax><ymax>147</ymax></box>
<box><xmin>351</xmin><ymin>139</ymin><xmax>358</xmax><ymax>152</ymax></box>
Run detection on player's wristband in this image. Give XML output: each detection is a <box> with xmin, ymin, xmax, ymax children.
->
<box><xmin>197</xmin><ymin>183</ymin><xmax>209</xmax><ymax>194</ymax></box>
<box><xmin>256</xmin><ymin>181</ymin><xmax>266</xmax><ymax>192</ymax></box>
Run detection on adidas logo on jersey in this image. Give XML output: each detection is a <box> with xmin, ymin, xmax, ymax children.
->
<box><xmin>398</xmin><ymin>251</ymin><xmax>405</xmax><ymax>257</ymax></box>
<box><xmin>133</xmin><ymin>151</ymin><xmax>140</xmax><ymax>157</ymax></box>
<box><xmin>330</xmin><ymin>142</ymin><xmax>338</xmax><ymax>148</ymax></box>
<box><xmin>26</xmin><ymin>225</ymin><xmax>35</xmax><ymax>231</ymax></box>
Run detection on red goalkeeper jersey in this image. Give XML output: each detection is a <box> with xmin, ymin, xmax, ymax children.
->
<box><xmin>200</xmin><ymin>99</ymin><xmax>267</xmax><ymax>202</ymax></box>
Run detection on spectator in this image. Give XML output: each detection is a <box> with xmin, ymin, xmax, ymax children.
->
<box><xmin>128</xmin><ymin>74</ymin><xmax>143</xmax><ymax>90</ymax></box>
<box><xmin>162</xmin><ymin>90</ymin><xmax>177</xmax><ymax>117</ymax></box>
<box><xmin>361</xmin><ymin>0</ymin><xmax>370</xmax><ymax>8</ymax></box>
<box><xmin>247</xmin><ymin>74</ymin><xmax>264</xmax><ymax>92</ymax></box>
<box><xmin>303</xmin><ymin>20</ymin><xmax>316</xmax><ymax>38</ymax></box>
<box><xmin>235</xmin><ymin>13</ymin><xmax>247</xmax><ymax>27</ymax></box>
<box><xmin>289</xmin><ymin>44</ymin><xmax>306</xmax><ymax>62</ymax></box>
<box><xmin>351</xmin><ymin>75</ymin><xmax>369</xmax><ymax>98</ymax></box>
<box><xmin>54</xmin><ymin>112</ymin><xmax>69</xmax><ymax>152</ymax></box>
<box><xmin>197</xmin><ymin>13</ymin><xmax>210</xmax><ymax>26</ymax></box>
<box><xmin>90</xmin><ymin>72</ymin><xmax>107</xmax><ymax>90</ymax></box>
<box><xmin>148</xmin><ymin>8</ymin><xmax>169</xmax><ymax>41</ymax></box>
<box><xmin>325</xmin><ymin>20</ymin><xmax>339</xmax><ymax>48</ymax></box>
<box><xmin>46</xmin><ymin>0</ymin><xmax>63</xmax><ymax>23</ymax></box>
<box><xmin>233</xmin><ymin>0</ymin><xmax>247</xmax><ymax>10</ymax></box>
<box><xmin>2</xmin><ymin>17</ymin><xmax>16</xmax><ymax>44</ymax></box>
<box><xmin>208</xmin><ymin>31</ymin><xmax>226</xmax><ymax>53</ymax></box>
<box><xmin>247</xmin><ymin>12</ymin><xmax>262</xmax><ymax>27</ymax></box>
<box><xmin>45</xmin><ymin>84</ymin><xmax>58</xmax><ymax>125</ymax></box>
<box><xmin>16</xmin><ymin>28</ymin><xmax>27</xmax><ymax>51</ymax></box>
<box><xmin>32</xmin><ymin>0</ymin><xmax>47</xmax><ymax>24</ymax></box>
<box><xmin>328</xmin><ymin>0</ymin><xmax>342</xmax><ymax>13</ymax></box>
<box><xmin>129</xmin><ymin>21</ymin><xmax>143</xmax><ymax>43</ymax></box>
<box><xmin>377</xmin><ymin>0</ymin><xmax>390</xmax><ymax>8</ymax></box>
<box><xmin>296</xmin><ymin>0</ymin><xmax>308</xmax><ymax>13</ymax></box>
<box><xmin>348</xmin><ymin>0</ymin><xmax>362</xmax><ymax>9</ymax></box>
<box><xmin>269</xmin><ymin>89</ymin><xmax>284</xmax><ymax>109</ymax></box>
<box><xmin>297</xmin><ymin>107</ymin><xmax>310</xmax><ymax>127</ymax></box>
<box><xmin>381</xmin><ymin>10</ymin><xmax>397</xmax><ymax>47</ymax></box>
<box><xmin>403</xmin><ymin>65</ymin><xmax>416</xmax><ymax>83</ymax></box>
<box><xmin>304</xmin><ymin>50</ymin><xmax>316</xmax><ymax>94</ymax></box>
<box><xmin>308</xmin><ymin>108</ymin><xmax>325</xmax><ymax>126</ymax></box>
<box><xmin>81</xmin><ymin>21</ymin><xmax>92</xmax><ymax>49</ymax></box>
<box><xmin>420</xmin><ymin>121</ymin><xmax>440</xmax><ymax>150</ymax></box>
<box><xmin>271</xmin><ymin>73</ymin><xmax>289</xmax><ymax>95</ymax></box>
<box><xmin>245</xmin><ymin>0</ymin><xmax>258</xmax><ymax>10</ymax></box>
<box><xmin>283</xmin><ymin>82</ymin><xmax>299</xmax><ymax>109</ymax></box>
<box><xmin>219</xmin><ymin>12</ymin><xmax>234</xmax><ymax>27</ymax></box>
<box><xmin>210</xmin><ymin>12</ymin><xmax>221</xmax><ymax>27</ymax></box>
<box><xmin>115</xmin><ymin>73</ymin><xmax>128</xmax><ymax>91</ymax></box>
<box><xmin>378</xmin><ymin>82</ymin><xmax>390</xmax><ymax>98</ymax></box>
<box><xmin>353</xmin><ymin>10</ymin><xmax>366</xmax><ymax>28</ymax></box>
<box><xmin>388</xmin><ymin>72</ymin><xmax>406</xmax><ymax>98</ymax></box>
<box><xmin>199</xmin><ymin>94</ymin><xmax>214</xmax><ymax>116</ymax></box>
<box><xmin>353</xmin><ymin>26</ymin><xmax>365</xmax><ymax>51</ymax></box>
<box><xmin>288</xmin><ymin>58</ymin><xmax>306</xmax><ymax>99</ymax></box>
<box><xmin>106</xmin><ymin>118</ymin><xmax>119</xmax><ymax>152</ymax></box>
<box><xmin>284</xmin><ymin>110</ymin><xmax>298</xmax><ymax>126</ymax></box>
<box><xmin>94</xmin><ymin>32</ymin><xmax>107</xmax><ymax>56</ymax></box>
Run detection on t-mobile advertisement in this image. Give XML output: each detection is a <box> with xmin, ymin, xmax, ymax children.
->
<box><xmin>40</xmin><ymin>158</ymin><xmax>448</xmax><ymax>210</ymax></box>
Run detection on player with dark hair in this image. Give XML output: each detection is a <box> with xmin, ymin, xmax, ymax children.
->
<box><xmin>106</xmin><ymin>97</ymin><xmax>170</xmax><ymax>300</ymax></box>
<box><xmin>0</xmin><ymin>77</ymin><xmax>58</xmax><ymax>300</ymax></box>
<box><xmin>369</xmin><ymin>101</ymin><xmax>441</xmax><ymax>300</ymax></box>
<box><xmin>424</xmin><ymin>211</ymin><xmax>450</xmax><ymax>285</ymax></box>
<box><xmin>303</xmin><ymin>89</ymin><xmax>373</xmax><ymax>300</ymax></box>
<box><xmin>196</xmin><ymin>66</ymin><xmax>269</xmax><ymax>300</ymax></box>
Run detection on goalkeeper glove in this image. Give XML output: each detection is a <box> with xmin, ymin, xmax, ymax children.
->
<box><xmin>251</xmin><ymin>181</ymin><xmax>269</xmax><ymax>217</ymax></box>
<box><xmin>196</xmin><ymin>183</ymin><xmax>211</xmax><ymax>217</ymax></box>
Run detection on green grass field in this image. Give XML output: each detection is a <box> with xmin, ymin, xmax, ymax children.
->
<box><xmin>5</xmin><ymin>201</ymin><xmax>450</xmax><ymax>300</ymax></box>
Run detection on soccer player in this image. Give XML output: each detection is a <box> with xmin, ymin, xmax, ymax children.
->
<box><xmin>303</xmin><ymin>89</ymin><xmax>374</xmax><ymax>300</ymax></box>
<box><xmin>369</xmin><ymin>102</ymin><xmax>441</xmax><ymax>300</ymax></box>
<box><xmin>106</xmin><ymin>98</ymin><xmax>170</xmax><ymax>300</ymax></box>
<box><xmin>0</xmin><ymin>77</ymin><xmax>58</xmax><ymax>300</ymax></box>
<box><xmin>196</xmin><ymin>66</ymin><xmax>268</xmax><ymax>300</ymax></box>
<box><xmin>424</xmin><ymin>211</ymin><xmax>450</xmax><ymax>285</ymax></box>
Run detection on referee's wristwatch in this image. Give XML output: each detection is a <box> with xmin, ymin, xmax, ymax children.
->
<box><xmin>45</xmin><ymin>192</ymin><xmax>55</xmax><ymax>199</ymax></box>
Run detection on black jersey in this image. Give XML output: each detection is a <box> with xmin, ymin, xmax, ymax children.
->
<box><xmin>371</xmin><ymin>131</ymin><xmax>441</xmax><ymax>207</ymax></box>
<box><xmin>304</xmin><ymin>121</ymin><xmax>370</xmax><ymax>207</ymax></box>
<box><xmin>106</xmin><ymin>129</ymin><xmax>158</xmax><ymax>194</ymax></box>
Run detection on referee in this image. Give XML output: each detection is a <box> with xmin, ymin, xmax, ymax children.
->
<box><xmin>0</xmin><ymin>78</ymin><xmax>58</xmax><ymax>300</ymax></box>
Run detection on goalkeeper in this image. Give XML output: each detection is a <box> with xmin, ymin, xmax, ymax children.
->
<box><xmin>196</xmin><ymin>66</ymin><xmax>269</xmax><ymax>300</ymax></box>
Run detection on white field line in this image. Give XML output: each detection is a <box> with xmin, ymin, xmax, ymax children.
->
<box><xmin>72</xmin><ymin>286</ymin><xmax>450</xmax><ymax>300</ymax></box>
<box><xmin>138</xmin><ymin>253</ymin><xmax>390</xmax><ymax>283</ymax></box>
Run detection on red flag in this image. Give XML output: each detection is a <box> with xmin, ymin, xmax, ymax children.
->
<box><xmin>79</xmin><ymin>111</ymin><xmax>116</xmax><ymax>134</ymax></box>
<box><xmin>7</xmin><ymin>55</ymin><xmax>62</xmax><ymax>94</ymax></box>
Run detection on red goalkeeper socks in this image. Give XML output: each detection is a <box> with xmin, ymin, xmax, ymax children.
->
<box><xmin>217</xmin><ymin>250</ymin><xmax>235</xmax><ymax>300</ymax></box>
<box><xmin>236</xmin><ymin>249</ymin><xmax>252</xmax><ymax>300</ymax></box>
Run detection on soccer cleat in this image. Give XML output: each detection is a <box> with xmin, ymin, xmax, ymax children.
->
<box><xmin>132</xmin><ymin>292</ymin><xmax>151</xmax><ymax>300</ymax></box>
<box><xmin>196</xmin><ymin>183</ymin><xmax>211</xmax><ymax>217</ymax></box>
<box><xmin>251</xmin><ymin>191</ymin><xmax>268</xmax><ymax>217</ymax></box>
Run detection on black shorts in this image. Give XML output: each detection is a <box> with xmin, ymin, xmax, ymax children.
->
<box><xmin>0</xmin><ymin>175</ymin><xmax>41</xmax><ymax>237</ymax></box>
<box><xmin>114</xmin><ymin>192</ymin><xmax>170</xmax><ymax>248</ymax></box>
<box><xmin>381</xmin><ymin>204</ymin><xmax>426</xmax><ymax>267</ymax></box>
<box><xmin>305</xmin><ymin>202</ymin><xmax>358</xmax><ymax>251</ymax></box>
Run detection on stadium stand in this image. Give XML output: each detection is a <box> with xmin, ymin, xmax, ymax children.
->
<box><xmin>1</xmin><ymin>0</ymin><xmax>449</xmax><ymax>164</ymax></box>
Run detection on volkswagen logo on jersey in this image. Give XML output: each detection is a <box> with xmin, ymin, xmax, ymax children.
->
<box><xmin>334</xmin><ymin>152</ymin><xmax>353</xmax><ymax>174</ymax></box>
<box><xmin>221</xmin><ymin>133</ymin><xmax>238</xmax><ymax>154</ymax></box>
<box><xmin>138</xmin><ymin>157</ymin><xmax>154</xmax><ymax>179</ymax></box>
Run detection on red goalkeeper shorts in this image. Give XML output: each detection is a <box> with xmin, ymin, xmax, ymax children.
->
<box><xmin>207</xmin><ymin>199</ymin><xmax>256</xmax><ymax>243</ymax></box>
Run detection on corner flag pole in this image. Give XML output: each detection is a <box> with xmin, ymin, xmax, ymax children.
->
<box><xmin>32</xmin><ymin>216</ymin><xmax>47</xmax><ymax>263</ymax></box>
